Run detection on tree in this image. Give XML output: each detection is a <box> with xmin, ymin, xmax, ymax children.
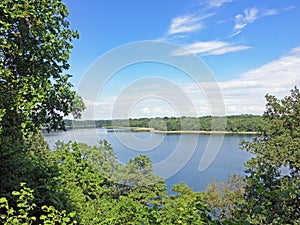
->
<box><xmin>0</xmin><ymin>183</ymin><xmax>76</xmax><ymax>225</ymax></box>
<box><xmin>203</xmin><ymin>174</ymin><xmax>245</xmax><ymax>223</ymax></box>
<box><xmin>50</xmin><ymin>141</ymin><xmax>111</xmax><ymax>222</ymax></box>
<box><xmin>0</xmin><ymin>0</ymin><xmax>83</xmax><ymax>209</ymax></box>
<box><xmin>0</xmin><ymin>0</ymin><xmax>80</xmax><ymax>137</ymax></box>
<box><xmin>240</xmin><ymin>86</ymin><xmax>300</xmax><ymax>224</ymax></box>
<box><xmin>155</xmin><ymin>183</ymin><xmax>214</xmax><ymax>224</ymax></box>
<box><xmin>50</xmin><ymin>141</ymin><xmax>161</xmax><ymax>224</ymax></box>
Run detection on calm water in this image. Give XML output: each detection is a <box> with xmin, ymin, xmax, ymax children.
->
<box><xmin>44</xmin><ymin>128</ymin><xmax>254</xmax><ymax>191</ymax></box>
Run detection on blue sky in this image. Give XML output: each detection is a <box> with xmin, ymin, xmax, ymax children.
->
<box><xmin>63</xmin><ymin>0</ymin><xmax>300</xmax><ymax>119</ymax></box>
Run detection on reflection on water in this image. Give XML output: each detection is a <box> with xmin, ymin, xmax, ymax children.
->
<box><xmin>44</xmin><ymin>128</ymin><xmax>254</xmax><ymax>191</ymax></box>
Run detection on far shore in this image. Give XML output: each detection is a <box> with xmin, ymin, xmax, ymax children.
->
<box><xmin>58</xmin><ymin>126</ymin><xmax>260</xmax><ymax>135</ymax></box>
<box><xmin>62</xmin><ymin>126</ymin><xmax>258</xmax><ymax>135</ymax></box>
<box><xmin>59</xmin><ymin>126</ymin><xmax>261</xmax><ymax>135</ymax></box>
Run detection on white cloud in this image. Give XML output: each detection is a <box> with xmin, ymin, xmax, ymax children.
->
<box><xmin>244</xmin><ymin>7</ymin><xmax>260</xmax><ymax>22</ymax></box>
<box><xmin>209</xmin><ymin>0</ymin><xmax>232</xmax><ymax>8</ymax></box>
<box><xmin>209</xmin><ymin>45</ymin><xmax>251</xmax><ymax>55</ymax></box>
<box><xmin>184</xmin><ymin>46</ymin><xmax>300</xmax><ymax>114</ymax></box>
<box><xmin>142</xmin><ymin>107</ymin><xmax>151</xmax><ymax>114</ymax></box>
<box><xmin>262</xmin><ymin>9</ymin><xmax>278</xmax><ymax>16</ymax></box>
<box><xmin>166</xmin><ymin>0</ymin><xmax>233</xmax><ymax>37</ymax></box>
<box><xmin>289</xmin><ymin>46</ymin><xmax>300</xmax><ymax>54</ymax></box>
<box><xmin>233</xmin><ymin>46</ymin><xmax>300</xmax><ymax>91</ymax></box>
<box><xmin>233</xmin><ymin>7</ymin><xmax>279</xmax><ymax>35</ymax></box>
<box><xmin>83</xmin><ymin>99</ymin><xmax>102</xmax><ymax>107</ymax></box>
<box><xmin>80</xmin><ymin>98</ymin><xmax>115</xmax><ymax>120</ymax></box>
<box><xmin>168</xmin><ymin>13</ymin><xmax>214</xmax><ymax>35</ymax></box>
<box><xmin>171</xmin><ymin>40</ymin><xmax>251</xmax><ymax>56</ymax></box>
<box><xmin>168</xmin><ymin>15</ymin><xmax>203</xmax><ymax>35</ymax></box>
<box><xmin>153</xmin><ymin>107</ymin><xmax>162</xmax><ymax>113</ymax></box>
<box><xmin>234</xmin><ymin>7</ymin><xmax>259</xmax><ymax>32</ymax></box>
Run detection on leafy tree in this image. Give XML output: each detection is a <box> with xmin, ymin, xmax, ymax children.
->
<box><xmin>51</xmin><ymin>141</ymin><xmax>165</xmax><ymax>224</ymax></box>
<box><xmin>240</xmin><ymin>87</ymin><xmax>300</xmax><ymax>224</ymax></box>
<box><xmin>0</xmin><ymin>0</ymin><xmax>83</xmax><ymax>204</ymax></box>
<box><xmin>119</xmin><ymin>155</ymin><xmax>167</xmax><ymax>208</ymax></box>
<box><xmin>203</xmin><ymin>174</ymin><xmax>245</xmax><ymax>223</ymax></box>
<box><xmin>0</xmin><ymin>0</ymin><xmax>80</xmax><ymax>137</ymax></box>
<box><xmin>50</xmin><ymin>141</ymin><xmax>109</xmax><ymax>222</ymax></box>
<box><xmin>155</xmin><ymin>183</ymin><xmax>215</xmax><ymax>224</ymax></box>
<box><xmin>0</xmin><ymin>183</ymin><xmax>76</xmax><ymax>225</ymax></box>
<box><xmin>0</xmin><ymin>132</ymin><xmax>60</xmax><ymax>203</ymax></box>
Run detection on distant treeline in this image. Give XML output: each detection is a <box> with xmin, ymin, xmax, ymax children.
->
<box><xmin>65</xmin><ymin>114</ymin><xmax>268</xmax><ymax>132</ymax></box>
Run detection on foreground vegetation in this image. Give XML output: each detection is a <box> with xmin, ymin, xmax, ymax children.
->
<box><xmin>1</xmin><ymin>0</ymin><xmax>299</xmax><ymax>224</ymax></box>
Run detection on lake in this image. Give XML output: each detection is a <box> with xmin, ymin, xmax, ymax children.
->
<box><xmin>44</xmin><ymin>128</ymin><xmax>255</xmax><ymax>191</ymax></box>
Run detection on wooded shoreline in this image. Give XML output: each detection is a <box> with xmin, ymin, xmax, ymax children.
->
<box><xmin>64</xmin><ymin>114</ymin><xmax>266</xmax><ymax>134</ymax></box>
<box><xmin>62</xmin><ymin>126</ymin><xmax>260</xmax><ymax>135</ymax></box>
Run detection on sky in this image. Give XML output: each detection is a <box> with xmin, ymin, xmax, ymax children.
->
<box><xmin>63</xmin><ymin>0</ymin><xmax>300</xmax><ymax>120</ymax></box>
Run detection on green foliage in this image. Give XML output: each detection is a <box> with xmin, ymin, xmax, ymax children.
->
<box><xmin>50</xmin><ymin>141</ymin><xmax>166</xmax><ymax>224</ymax></box>
<box><xmin>72</xmin><ymin>94</ymin><xmax>86</xmax><ymax>120</ymax></box>
<box><xmin>0</xmin><ymin>132</ymin><xmax>67</xmax><ymax>213</ymax></box>
<box><xmin>155</xmin><ymin>183</ymin><xmax>214</xmax><ymax>224</ymax></box>
<box><xmin>0</xmin><ymin>0</ymin><xmax>84</xmax><ymax>218</ymax></box>
<box><xmin>0</xmin><ymin>0</ymin><xmax>80</xmax><ymax>136</ymax></box>
<box><xmin>0</xmin><ymin>183</ymin><xmax>76</xmax><ymax>225</ymax></box>
<box><xmin>0</xmin><ymin>109</ymin><xmax>5</xmax><ymax>134</ymax></box>
<box><xmin>240</xmin><ymin>86</ymin><xmax>300</xmax><ymax>224</ymax></box>
<box><xmin>226</xmin><ymin>115</ymin><xmax>267</xmax><ymax>133</ymax></box>
<box><xmin>94</xmin><ymin>196</ymin><xmax>150</xmax><ymax>224</ymax></box>
<box><xmin>0</xmin><ymin>183</ymin><xmax>37</xmax><ymax>224</ymax></box>
<box><xmin>51</xmin><ymin>141</ymin><xmax>110</xmax><ymax>218</ymax></box>
<box><xmin>39</xmin><ymin>205</ymin><xmax>76</xmax><ymax>225</ymax></box>
<box><xmin>203</xmin><ymin>175</ymin><xmax>245</xmax><ymax>223</ymax></box>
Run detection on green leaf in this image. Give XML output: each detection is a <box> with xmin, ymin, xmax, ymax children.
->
<box><xmin>0</xmin><ymin>197</ymin><xmax>7</xmax><ymax>204</ymax></box>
